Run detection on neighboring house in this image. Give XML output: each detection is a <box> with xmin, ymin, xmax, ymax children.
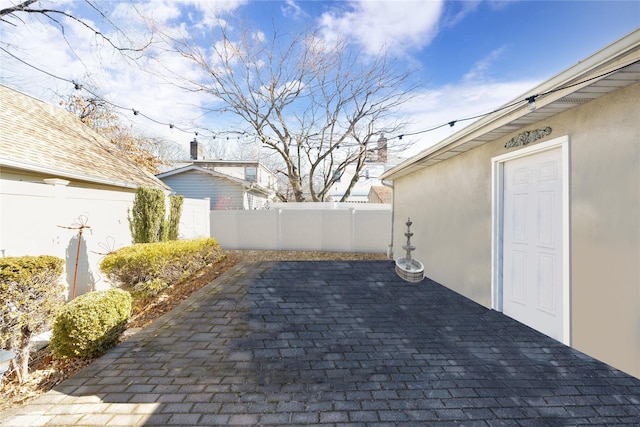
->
<box><xmin>368</xmin><ymin>186</ymin><xmax>392</xmax><ymax>204</ymax></box>
<box><xmin>329</xmin><ymin>136</ymin><xmax>402</xmax><ymax>202</ymax></box>
<box><xmin>158</xmin><ymin>140</ymin><xmax>279</xmax><ymax>210</ymax></box>
<box><xmin>0</xmin><ymin>84</ymin><xmax>212</xmax><ymax>300</ymax></box>
<box><xmin>157</xmin><ymin>164</ymin><xmax>275</xmax><ymax>210</ymax></box>
<box><xmin>381</xmin><ymin>30</ymin><xmax>640</xmax><ymax>378</ymax></box>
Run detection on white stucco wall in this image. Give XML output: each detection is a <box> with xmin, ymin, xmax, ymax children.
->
<box><xmin>0</xmin><ymin>179</ymin><xmax>135</xmax><ymax>299</ymax></box>
<box><xmin>391</xmin><ymin>82</ymin><xmax>640</xmax><ymax>378</ymax></box>
<box><xmin>1</xmin><ymin>177</ymin><xmax>211</xmax><ymax>300</ymax></box>
<box><xmin>568</xmin><ymin>81</ymin><xmax>639</xmax><ymax>378</ymax></box>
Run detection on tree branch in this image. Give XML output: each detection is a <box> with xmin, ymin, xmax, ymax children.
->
<box><xmin>1</xmin><ymin>1</ymin><xmax>151</xmax><ymax>54</ymax></box>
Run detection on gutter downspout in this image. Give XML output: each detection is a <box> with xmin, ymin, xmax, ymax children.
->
<box><xmin>382</xmin><ymin>179</ymin><xmax>394</xmax><ymax>260</ymax></box>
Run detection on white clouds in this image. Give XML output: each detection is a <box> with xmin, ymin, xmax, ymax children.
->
<box><xmin>397</xmin><ymin>77</ymin><xmax>540</xmax><ymax>156</ymax></box>
<box><xmin>0</xmin><ymin>0</ymin><xmax>243</xmax><ymax>148</ymax></box>
<box><xmin>462</xmin><ymin>46</ymin><xmax>507</xmax><ymax>82</ymax></box>
<box><xmin>251</xmin><ymin>30</ymin><xmax>266</xmax><ymax>43</ymax></box>
<box><xmin>317</xmin><ymin>0</ymin><xmax>443</xmax><ymax>56</ymax></box>
<box><xmin>441</xmin><ymin>0</ymin><xmax>481</xmax><ymax>28</ymax></box>
<box><xmin>281</xmin><ymin>0</ymin><xmax>306</xmax><ymax>20</ymax></box>
<box><xmin>0</xmin><ymin>0</ymin><xmax>545</xmax><ymax>157</ymax></box>
<box><xmin>128</xmin><ymin>0</ymin><xmax>246</xmax><ymax>27</ymax></box>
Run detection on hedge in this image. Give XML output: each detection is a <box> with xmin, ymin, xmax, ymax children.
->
<box><xmin>99</xmin><ymin>238</ymin><xmax>224</xmax><ymax>298</ymax></box>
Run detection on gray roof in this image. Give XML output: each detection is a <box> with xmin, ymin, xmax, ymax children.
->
<box><xmin>0</xmin><ymin>84</ymin><xmax>169</xmax><ymax>190</ymax></box>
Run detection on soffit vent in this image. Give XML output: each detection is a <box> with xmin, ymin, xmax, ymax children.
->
<box><xmin>553</xmin><ymin>97</ymin><xmax>593</xmax><ymax>105</ymax></box>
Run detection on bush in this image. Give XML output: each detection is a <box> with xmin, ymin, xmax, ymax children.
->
<box><xmin>167</xmin><ymin>194</ymin><xmax>184</xmax><ymax>241</ymax></box>
<box><xmin>99</xmin><ymin>238</ymin><xmax>224</xmax><ymax>296</ymax></box>
<box><xmin>51</xmin><ymin>289</ymin><xmax>132</xmax><ymax>359</ymax></box>
<box><xmin>128</xmin><ymin>186</ymin><xmax>166</xmax><ymax>243</ymax></box>
<box><xmin>130</xmin><ymin>278</ymin><xmax>168</xmax><ymax>300</ymax></box>
<box><xmin>0</xmin><ymin>255</ymin><xmax>65</xmax><ymax>383</ymax></box>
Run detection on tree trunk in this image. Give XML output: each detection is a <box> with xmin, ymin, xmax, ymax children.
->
<box><xmin>11</xmin><ymin>345</ymin><xmax>30</xmax><ymax>384</ymax></box>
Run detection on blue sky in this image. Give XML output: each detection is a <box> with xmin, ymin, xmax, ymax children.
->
<box><xmin>1</xmin><ymin>0</ymin><xmax>638</xmax><ymax>156</ymax></box>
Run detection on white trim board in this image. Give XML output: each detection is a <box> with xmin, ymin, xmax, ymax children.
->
<box><xmin>491</xmin><ymin>136</ymin><xmax>571</xmax><ymax>345</ymax></box>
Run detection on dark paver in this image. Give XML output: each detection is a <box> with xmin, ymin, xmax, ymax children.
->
<box><xmin>1</xmin><ymin>260</ymin><xmax>639</xmax><ymax>426</ymax></box>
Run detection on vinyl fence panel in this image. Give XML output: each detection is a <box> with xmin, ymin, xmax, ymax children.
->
<box><xmin>210</xmin><ymin>203</ymin><xmax>392</xmax><ymax>253</ymax></box>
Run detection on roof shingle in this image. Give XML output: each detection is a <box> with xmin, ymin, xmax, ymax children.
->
<box><xmin>0</xmin><ymin>84</ymin><xmax>168</xmax><ymax>190</ymax></box>
<box><xmin>368</xmin><ymin>185</ymin><xmax>392</xmax><ymax>204</ymax></box>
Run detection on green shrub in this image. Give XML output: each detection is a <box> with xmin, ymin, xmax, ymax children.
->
<box><xmin>100</xmin><ymin>238</ymin><xmax>224</xmax><ymax>293</ymax></box>
<box><xmin>131</xmin><ymin>278</ymin><xmax>168</xmax><ymax>300</ymax></box>
<box><xmin>0</xmin><ymin>255</ymin><xmax>65</xmax><ymax>383</ymax></box>
<box><xmin>128</xmin><ymin>186</ymin><xmax>166</xmax><ymax>243</ymax></box>
<box><xmin>167</xmin><ymin>194</ymin><xmax>184</xmax><ymax>241</ymax></box>
<box><xmin>51</xmin><ymin>289</ymin><xmax>132</xmax><ymax>359</ymax></box>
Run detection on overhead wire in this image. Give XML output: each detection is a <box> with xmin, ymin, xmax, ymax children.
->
<box><xmin>2</xmin><ymin>45</ymin><xmax>638</xmax><ymax>145</ymax></box>
<box><xmin>390</xmin><ymin>59</ymin><xmax>639</xmax><ymax>141</ymax></box>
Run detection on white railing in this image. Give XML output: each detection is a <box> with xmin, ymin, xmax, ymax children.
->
<box><xmin>210</xmin><ymin>203</ymin><xmax>392</xmax><ymax>253</ymax></box>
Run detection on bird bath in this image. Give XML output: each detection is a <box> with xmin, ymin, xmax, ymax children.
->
<box><xmin>395</xmin><ymin>218</ymin><xmax>424</xmax><ymax>283</ymax></box>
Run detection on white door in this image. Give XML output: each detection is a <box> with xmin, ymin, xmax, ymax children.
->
<box><xmin>502</xmin><ymin>147</ymin><xmax>564</xmax><ymax>340</ymax></box>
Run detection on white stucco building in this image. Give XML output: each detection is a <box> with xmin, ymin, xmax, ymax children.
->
<box><xmin>381</xmin><ymin>30</ymin><xmax>640</xmax><ymax>378</ymax></box>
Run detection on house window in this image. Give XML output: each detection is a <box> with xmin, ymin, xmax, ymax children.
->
<box><xmin>245</xmin><ymin>167</ymin><xmax>257</xmax><ymax>182</ymax></box>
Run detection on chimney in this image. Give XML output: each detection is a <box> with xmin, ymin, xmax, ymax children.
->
<box><xmin>377</xmin><ymin>134</ymin><xmax>387</xmax><ymax>163</ymax></box>
<box><xmin>190</xmin><ymin>138</ymin><xmax>203</xmax><ymax>160</ymax></box>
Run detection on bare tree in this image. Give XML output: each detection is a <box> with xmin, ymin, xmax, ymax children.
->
<box><xmin>62</xmin><ymin>95</ymin><xmax>166</xmax><ymax>174</ymax></box>
<box><xmin>167</xmin><ymin>22</ymin><xmax>416</xmax><ymax>201</ymax></box>
<box><xmin>1</xmin><ymin>0</ymin><xmax>151</xmax><ymax>56</ymax></box>
<box><xmin>154</xmin><ymin>139</ymin><xmax>188</xmax><ymax>163</ymax></box>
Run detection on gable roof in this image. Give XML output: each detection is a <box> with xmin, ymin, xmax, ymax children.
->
<box><xmin>157</xmin><ymin>164</ymin><xmax>248</xmax><ymax>185</ymax></box>
<box><xmin>0</xmin><ymin>84</ymin><xmax>169</xmax><ymax>190</ymax></box>
<box><xmin>368</xmin><ymin>185</ymin><xmax>392</xmax><ymax>204</ymax></box>
<box><xmin>382</xmin><ymin>29</ymin><xmax>640</xmax><ymax>181</ymax></box>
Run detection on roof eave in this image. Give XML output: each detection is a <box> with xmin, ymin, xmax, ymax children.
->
<box><xmin>381</xmin><ymin>28</ymin><xmax>640</xmax><ymax>181</ymax></box>
<box><xmin>158</xmin><ymin>164</ymin><xmax>255</xmax><ymax>187</ymax></box>
<box><xmin>0</xmin><ymin>158</ymin><xmax>146</xmax><ymax>189</ymax></box>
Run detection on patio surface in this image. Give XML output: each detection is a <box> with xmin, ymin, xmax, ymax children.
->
<box><xmin>1</xmin><ymin>260</ymin><xmax>639</xmax><ymax>426</ymax></box>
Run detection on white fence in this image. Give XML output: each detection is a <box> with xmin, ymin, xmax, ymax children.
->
<box><xmin>0</xmin><ymin>178</ymin><xmax>210</xmax><ymax>299</ymax></box>
<box><xmin>210</xmin><ymin>203</ymin><xmax>392</xmax><ymax>253</ymax></box>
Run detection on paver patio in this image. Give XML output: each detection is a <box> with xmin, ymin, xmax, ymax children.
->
<box><xmin>1</xmin><ymin>260</ymin><xmax>639</xmax><ymax>426</ymax></box>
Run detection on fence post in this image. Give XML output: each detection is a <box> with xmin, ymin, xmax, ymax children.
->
<box><xmin>350</xmin><ymin>208</ymin><xmax>356</xmax><ymax>252</ymax></box>
<box><xmin>276</xmin><ymin>208</ymin><xmax>282</xmax><ymax>250</ymax></box>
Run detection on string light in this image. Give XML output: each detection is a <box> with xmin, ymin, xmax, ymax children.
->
<box><xmin>384</xmin><ymin>59</ymin><xmax>639</xmax><ymax>142</ymax></box>
<box><xmin>1</xmin><ymin>44</ymin><xmax>637</xmax><ymax>145</ymax></box>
